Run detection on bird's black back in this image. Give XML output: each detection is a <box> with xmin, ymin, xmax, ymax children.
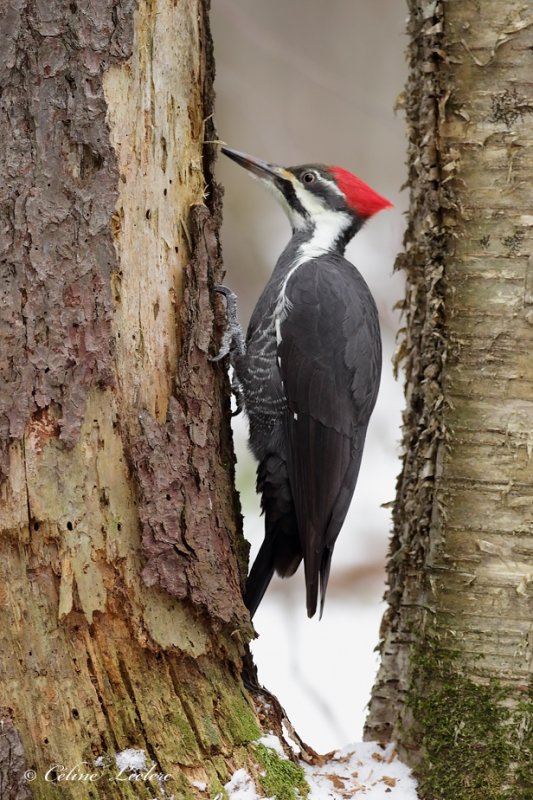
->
<box><xmin>238</xmin><ymin>245</ymin><xmax>381</xmax><ymax>617</ymax></box>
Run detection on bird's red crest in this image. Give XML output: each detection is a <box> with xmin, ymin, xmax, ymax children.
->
<box><xmin>330</xmin><ymin>166</ymin><xmax>392</xmax><ymax>219</ymax></box>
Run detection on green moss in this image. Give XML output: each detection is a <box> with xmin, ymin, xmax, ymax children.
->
<box><xmin>199</xmin><ymin>756</ymin><xmax>230</xmax><ymax>799</ymax></box>
<box><xmin>512</xmin><ymin>695</ymin><xmax>533</xmax><ymax>796</ymax></box>
<box><xmin>221</xmin><ymin>690</ymin><xmax>261</xmax><ymax>744</ymax></box>
<box><xmin>172</xmin><ymin>707</ymin><xmax>202</xmax><ymax>763</ymax></box>
<box><xmin>170</xmin><ymin>770</ymin><xmax>197</xmax><ymax>800</ymax></box>
<box><xmin>408</xmin><ymin>644</ymin><xmax>533</xmax><ymax>800</ymax></box>
<box><xmin>213</xmin><ymin>753</ymin><xmax>232</xmax><ymax>783</ymax></box>
<box><xmin>254</xmin><ymin>744</ymin><xmax>308</xmax><ymax>800</ymax></box>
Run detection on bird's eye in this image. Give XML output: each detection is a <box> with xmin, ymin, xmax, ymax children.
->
<box><xmin>302</xmin><ymin>171</ymin><xmax>316</xmax><ymax>185</ymax></box>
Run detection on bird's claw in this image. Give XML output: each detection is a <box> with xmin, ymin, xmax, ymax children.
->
<box><xmin>209</xmin><ymin>284</ymin><xmax>245</xmax><ymax>362</ymax></box>
<box><xmin>231</xmin><ymin>374</ymin><xmax>244</xmax><ymax>417</ymax></box>
<box><xmin>210</xmin><ymin>284</ymin><xmax>246</xmax><ymax>415</ymax></box>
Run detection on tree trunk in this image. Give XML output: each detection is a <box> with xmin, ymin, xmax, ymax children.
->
<box><xmin>0</xmin><ymin>1</ymin><xmax>264</xmax><ymax>797</ymax></box>
<box><xmin>366</xmin><ymin>1</ymin><xmax>533</xmax><ymax>797</ymax></box>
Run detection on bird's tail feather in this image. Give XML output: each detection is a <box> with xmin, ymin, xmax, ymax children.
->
<box><xmin>319</xmin><ymin>547</ymin><xmax>333</xmax><ymax>619</ymax></box>
<box><xmin>246</xmin><ymin>453</ymin><xmax>301</xmax><ymax>617</ymax></box>
<box><xmin>305</xmin><ymin>543</ymin><xmax>333</xmax><ymax>619</ymax></box>
<box><xmin>305</xmin><ymin>577</ymin><xmax>319</xmax><ymax>619</ymax></box>
<box><xmin>244</xmin><ymin>538</ymin><xmax>276</xmax><ymax>618</ymax></box>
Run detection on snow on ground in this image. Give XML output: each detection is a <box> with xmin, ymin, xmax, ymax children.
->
<box><xmin>303</xmin><ymin>742</ymin><xmax>419</xmax><ymax>800</ymax></box>
<box><xmin>225</xmin><ymin>768</ymin><xmax>264</xmax><ymax>800</ymax></box>
<box><xmin>223</xmin><ymin>737</ymin><xmax>419</xmax><ymax>800</ymax></box>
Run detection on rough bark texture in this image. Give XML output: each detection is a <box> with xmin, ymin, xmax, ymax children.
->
<box><xmin>366</xmin><ymin>2</ymin><xmax>533</xmax><ymax>798</ymax></box>
<box><xmin>0</xmin><ymin>0</ymin><xmax>259</xmax><ymax>797</ymax></box>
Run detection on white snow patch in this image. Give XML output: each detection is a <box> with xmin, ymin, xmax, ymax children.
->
<box><xmin>191</xmin><ymin>780</ymin><xmax>207</xmax><ymax>791</ymax></box>
<box><xmin>114</xmin><ymin>748</ymin><xmax>148</xmax><ymax>774</ymax></box>
<box><xmin>304</xmin><ymin>742</ymin><xmax>419</xmax><ymax>800</ymax></box>
<box><xmin>258</xmin><ymin>733</ymin><xmax>288</xmax><ymax>759</ymax></box>
<box><xmin>281</xmin><ymin>721</ymin><xmax>301</xmax><ymax>756</ymax></box>
<box><xmin>225</xmin><ymin>768</ymin><xmax>266</xmax><ymax>800</ymax></box>
<box><xmin>224</xmin><ymin>740</ymin><xmax>418</xmax><ymax>800</ymax></box>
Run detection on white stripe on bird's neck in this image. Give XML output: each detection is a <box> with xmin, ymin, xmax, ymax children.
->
<box><xmin>274</xmin><ymin>195</ymin><xmax>352</xmax><ymax>326</ymax></box>
<box><xmin>295</xmin><ymin>208</ymin><xmax>352</xmax><ymax>265</ymax></box>
<box><xmin>292</xmin><ymin>183</ymin><xmax>351</xmax><ymax>265</ymax></box>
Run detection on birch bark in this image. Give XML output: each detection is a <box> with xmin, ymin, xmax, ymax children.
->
<box><xmin>367</xmin><ymin>2</ymin><xmax>533</xmax><ymax>797</ymax></box>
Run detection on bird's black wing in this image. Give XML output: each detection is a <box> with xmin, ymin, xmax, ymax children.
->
<box><xmin>278</xmin><ymin>255</ymin><xmax>381</xmax><ymax>617</ymax></box>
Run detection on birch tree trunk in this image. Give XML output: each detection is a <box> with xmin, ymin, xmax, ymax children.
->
<box><xmin>366</xmin><ymin>1</ymin><xmax>533</xmax><ymax>798</ymax></box>
<box><xmin>0</xmin><ymin>1</ymin><xmax>264</xmax><ymax>797</ymax></box>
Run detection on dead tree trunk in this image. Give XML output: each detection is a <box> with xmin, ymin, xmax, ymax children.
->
<box><xmin>0</xmin><ymin>1</ymin><xmax>262</xmax><ymax>797</ymax></box>
<box><xmin>366</xmin><ymin>1</ymin><xmax>533</xmax><ymax>798</ymax></box>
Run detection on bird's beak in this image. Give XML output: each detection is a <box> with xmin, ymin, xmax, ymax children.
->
<box><xmin>221</xmin><ymin>146</ymin><xmax>294</xmax><ymax>184</ymax></box>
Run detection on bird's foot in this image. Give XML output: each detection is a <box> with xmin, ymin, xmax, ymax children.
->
<box><xmin>209</xmin><ymin>284</ymin><xmax>245</xmax><ymax>362</ymax></box>
<box><xmin>230</xmin><ymin>371</ymin><xmax>244</xmax><ymax>417</ymax></box>
<box><xmin>210</xmin><ymin>285</ymin><xmax>245</xmax><ymax>415</ymax></box>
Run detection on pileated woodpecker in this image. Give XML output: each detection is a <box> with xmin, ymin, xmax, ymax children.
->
<box><xmin>213</xmin><ymin>146</ymin><xmax>391</xmax><ymax>619</ymax></box>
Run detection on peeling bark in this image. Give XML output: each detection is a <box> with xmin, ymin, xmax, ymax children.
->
<box><xmin>367</xmin><ymin>1</ymin><xmax>533</xmax><ymax>797</ymax></box>
<box><xmin>0</xmin><ymin>0</ymin><xmax>258</xmax><ymax>796</ymax></box>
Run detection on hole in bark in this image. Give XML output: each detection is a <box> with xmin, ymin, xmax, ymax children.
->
<box><xmin>72</xmin><ymin>708</ymin><xmax>79</xmax><ymax>719</ymax></box>
<box><xmin>160</xmin><ymin>136</ymin><xmax>168</xmax><ymax>173</ymax></box>
<box><xmin>81</xmin><ymin>145</ymin><xmax>104</xmax><ymax>180</ymax></box>
<box><xmin>33</xmin><ymin>521</ymin><xmax>40</xmax><ymax>531</ymax></box>
<box><xmin>163</xmin><ymin>188</ymin><xmax>167</xmax><ymax>196</ymax></box>
<box><xmin>117</xmin><ymin>523</ymin><xmax>122</xmax><ymax>531</ymax></box>
<box><xmin>166</xmin><ymin>494</ymin><xmax>171</xmax><ymax>500</ymax></box>
<box><xmin>145</xmin><ymin>209</ymin><xmax>151</xmax><ymax>220</ymax></box>
<box><xmin>66</xmin><ymin>521</ymin><xmax>73</xmax><ymax>531</ymax></box>
<box><xmin>69</xmin><ymin>1</ymin><xmax>77</xmax><ymax>11</ymax></box>
<box><xmin>44</xmin><ymin>738</ymin><xmax>49</xmax><ymax>745</ymax></box>
<box><xmin>174</xmin><ymin>246</ymin><xmax>178</xmax><ymax>253</ymax></box>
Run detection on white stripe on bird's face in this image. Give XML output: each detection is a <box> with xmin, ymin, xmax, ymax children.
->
<box><xmin>254</xmin><ymin>170</ymin><xmax>307</xmax><ymax>232</ymax></box>
<box><xmin>272</xmin><ymin>179</ymin><xmax>352</xmax><ymax>327</ymax></box>
<box><xmin>293</xmin><ymin>180</ymin><xmax>352</xmax><ymax>263</ymax></box>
